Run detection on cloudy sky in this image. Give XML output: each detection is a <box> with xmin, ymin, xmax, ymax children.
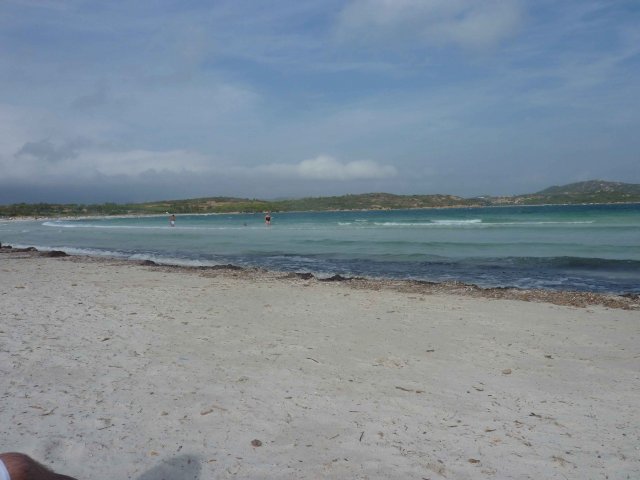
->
<box><xmin>1</xmin><ymin>0</ymin><xmax>639</xmax><ymax>203</ymax></box>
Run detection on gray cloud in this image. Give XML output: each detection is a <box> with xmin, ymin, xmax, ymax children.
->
<box><xmin>7</xmin><ymin>141</ymin><xmax>213</xmax><ymax>180</ymax></box>
<box><xmin>15</xmin><ymin>138</ymin><xmax>81</xmax><ymax>163</ymax></box>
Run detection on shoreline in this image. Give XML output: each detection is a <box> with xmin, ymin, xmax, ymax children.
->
<box><xmin>2</xmin><ymin>244</ymin><xmax>638</xmax><ymax>310</ymax></box>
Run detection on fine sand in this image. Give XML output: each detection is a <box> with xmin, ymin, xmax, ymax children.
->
<box><xmin>1</xmin><ymin>252</ymin><xmax>639</xmax><ymax>479</ymax></box>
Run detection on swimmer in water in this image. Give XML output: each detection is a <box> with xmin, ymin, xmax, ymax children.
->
<box><xmin>169</xmin><ymin>214</ymin><xmax>176</xmax><ymax>227</ymax></box>
<box><xmin>265</xmin><ymin>211</ymin><xmax>271</xmax><ymax>226</ymax></box>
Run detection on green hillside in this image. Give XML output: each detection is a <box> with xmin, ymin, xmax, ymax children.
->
<box><xmin>536</xmin><ymin>180</ymin><xmax>640</xmax><ymax>195</ymax></box>
<box><xmin>1</xmin><ymin>180</ymin><xmax>638</xmax><ymax>217</ymax></box>
<box><xmin>511</xmin><ymin>180</ymin><xmax>640</xmax><ymax>205</ymax></box>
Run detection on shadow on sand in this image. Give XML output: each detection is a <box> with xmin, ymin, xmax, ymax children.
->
<box><xmin>136</xmin><ymin>454</ymin><xmax>201</xmax><ymax>480</ymax></box>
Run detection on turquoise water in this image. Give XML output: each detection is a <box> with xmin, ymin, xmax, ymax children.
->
<box><xmin>2</xmin><ymin>203</ymin><xmax>639</xmax><ymax>293</ymax></box>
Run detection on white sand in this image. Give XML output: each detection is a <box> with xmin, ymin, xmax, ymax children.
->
<box><xmin>1</xmin><ymin>254</ymin><xmax>639</xmax><ymax>479</ymax></box>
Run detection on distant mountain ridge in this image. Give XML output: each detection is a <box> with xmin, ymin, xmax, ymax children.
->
<box><xmin>503</xmin><ymin>180</ymin><xmax>640</xmax><ymax>205</ymax></box>
<box><xmin>536</xmin><ymin>180</ymin><xmax>640</xmax><ymax>195</ymax></box>
<box><xmin>1</xmin><ymin>180</ymin><xmax>639</xmax><ymax>217</ymax></box>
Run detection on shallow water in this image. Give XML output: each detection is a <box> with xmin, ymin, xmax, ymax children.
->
<box><xmin>2</xmin><ymin>203</ymin><xmax>639</xmax><ymax>294</ymax></box>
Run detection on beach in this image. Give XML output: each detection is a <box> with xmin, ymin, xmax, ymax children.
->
<box><xmin>1</xmin><ymin>250</ymin><xmax>639</xmax><ymax>479</ymax></box>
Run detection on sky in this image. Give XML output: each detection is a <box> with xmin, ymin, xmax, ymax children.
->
<box><xmin>1</xmin><ymin>0</ymin><xmax>639</xmax><ymax>204</ymax></box>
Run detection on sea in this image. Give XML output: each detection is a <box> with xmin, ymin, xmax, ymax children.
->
<box><xmin>1</xmin><ymin>203</ymin><xmax>639</xmax><ymax>295</ymax></box>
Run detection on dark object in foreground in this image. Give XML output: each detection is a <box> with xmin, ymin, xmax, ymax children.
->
<box><xmin>0</xmin><ymin>452</ymin><xmax>78</xmax><ymax>480</ymax></box>
<box><xmin>204</xmin><ymin>264</ymin><xmax>244</xmax><ymax>271</ymax></box>
<box><xmin>40</xmin><ymin>250</ymin><xmax>68</xmax><ymax>257</ymax></box>
<box><xmin>319</xmin><ymin>274</ymin><xmax>352</xmax><ymax>282</ymax></box>
<box><xmin>294</xmin><ymin>272</ymin><xmax>314</xmax><ymax>280</ymax></box>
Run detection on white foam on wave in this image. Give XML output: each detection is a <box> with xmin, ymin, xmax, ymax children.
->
<box><xmin>367</xmin><ymin>219</ymin><xmax>597</xmax><ymax>228</ymax></box>
<box><xmin>431</xmin><ymin>219</ymin><xmax>482</xmax><ymax>225</ymax></box>
<box><xmin>373</xmin><ymin>219</ymin><xmax>482</xmax><ymax>227</ymax></box>
<box><xmin>42</xmin><ymin>221</ymin><xmax>172</xmax><ymax>230</ymax></box>
<box><xmin>486</xmin><ymin>221</ymin><xmax>595</xmax><ymax>226</ymax></box>
<box><xmin>13</xmin><ymin>243</ymin><xmax>230</xmax><ymax>267</ymax></box>
<box><xmin>6</xmin><ymin>244</ymin><xmax>129</xmax><ymax>258</ymax></box>
<box><xmin>373</xmin><ymin>222</ymin><xmax>430</xmax><ymax>226</ymax></box>
<box><xmin>41</xmin><ymin>221</ymin><xmax>258</xmax><ymax>231</ymax></box>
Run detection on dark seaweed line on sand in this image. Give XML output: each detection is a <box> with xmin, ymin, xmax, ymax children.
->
<box><xmin>1</xmin><ymin>244</ymin><xmax>638</xmax><ymax>310</ymax></box>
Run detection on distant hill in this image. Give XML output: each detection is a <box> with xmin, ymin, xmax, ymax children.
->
<box><xmin>273</xmin><ymin>193</ymin><xmax>474</xmax><ymax>211</ymax></box>
<box><xmin>1</xmin><ymin>180</ymin><xmax>639</xmax><ymax>217</ymax></box>
<box><xmin>508</xmin><ymin>180</ymin><xmax>640</xmax><ymax>205</ymax></box>
<box><xmin>536</xmin><ymin>180</ymin><xmax>640</xmax><ymax>195</ymax></box>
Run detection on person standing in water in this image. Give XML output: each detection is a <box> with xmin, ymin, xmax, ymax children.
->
<box><xmin>265</xmin><ymin>211</ymin><xmax>271</xmax><ymax>226</ymax></box>
<box><xmin>169</xmin><ymin>214</ymin><xmax>176</xmax><ymax>227</ymax></box>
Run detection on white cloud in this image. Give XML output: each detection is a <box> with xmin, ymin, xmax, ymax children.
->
<box><xmin>259</xmin><ymin>155</ymin><xmax>397</xmax><ymax>180</ymax></box>
<box><xmin>336</xmin><ymin>0</ymin><xmax>524</xmax><ymax>50</ymax></box>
